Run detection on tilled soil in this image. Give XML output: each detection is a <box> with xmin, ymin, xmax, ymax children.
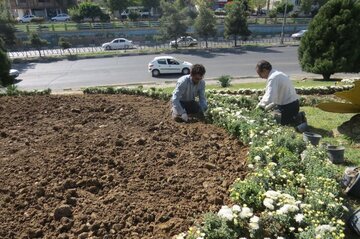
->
<box><xmin>0</xmin><ymin>94</ymin><xmax>248</xmax><ymax>239</ymax></box>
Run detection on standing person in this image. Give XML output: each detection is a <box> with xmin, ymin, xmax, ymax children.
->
<box><xmin>171</xmin><ymin>64</ymin><xmax>207</xmax><ymax>122</ymax></box>
<box><xmin>256</xmin><ymin>60</ymin><xmax>299</xmax><ymax>125</ymax></box>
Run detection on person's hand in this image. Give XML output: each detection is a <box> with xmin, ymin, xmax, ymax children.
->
<box><xmin>181</xmin><ymin>113</ymin><xmax>189</xmax><ymax>122</ymax></box>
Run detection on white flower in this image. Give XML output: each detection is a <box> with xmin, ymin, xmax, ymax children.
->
<box><xmin>263</xmin><ymin>198</ymin><xmax>275</xmax><ymax>210</ymax></box>
<box><xmin>174</xmin><ymin>233</ymin><xmax>186</xmax><ymax>239</ymax></box>
<box><xmin>249</xmin><ymin>216</ymin><xmax>260</xmax><ymax>231</ymax></box>
<box><xmin>250</xmin><ymin>216</ymin><xmax>259</xmax><ymax>223</ymax></box>
<box><xmin>254</xmin><ymin>155</ymin><xmax>261</xmax><ymax>161</ymax></box>
<box><xmin>239</xmin><ymin>207</ymin><xmax>253</xmax><ymax>218</ymax></box>
<box><xmin>289</xmin><ymin>227</ymin><xmax>295</xmax><ymax>231</ymax></box>
<box><xmin>294</xmin><ymin>213</ymin><xmax>304</xmax><ymax>222</ymax></box>
<box><xmin>265</xmin><ymin>190</ymin><xmax>280</xmax><ymax>199</ymax></box>
<box><xmin>232</xmin><ymin>205</ymin><xmax>241</xmax><ymax>212</ymax></box>
<box><xmin>218</xmin><ymin>206</ymin><xmax>233</xmax><ymax>221</ymax></box>
<box><xmin>248</xmin><ymin>164</ymin><xmax>254</xmax><ymax>169</ymax></box>
<box><xmin>315</xmin><ymin>224</ymin><xmax>336</xmax><ymax>234</ymax></box>
<box><xmin>277</xmin><ymin>237</ymin><xmax>285</xmax><ymax>239</ymax></box>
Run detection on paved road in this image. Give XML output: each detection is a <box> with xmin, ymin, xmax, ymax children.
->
<box><xmin>11</xmin><ymin>46</ymin><xmax>328</xmax><ymax>91</ymax></box>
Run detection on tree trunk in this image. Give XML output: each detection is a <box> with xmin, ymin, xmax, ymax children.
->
<box><xmin>205</xmin><ymin>37</ymin><xmax>208</xmax><ymax>48</ymax></box>
<box><xmin>38</xmin><ymin>49</ymin><xmax>42</xmax><ymax>57</ymax></box>
<box><xmin>234</xmin><ymin>35</ymin><xmax>237</xmax><ymax>47</ymax></box>
<box><xmin>322</xmin><ymin>73</ymin><xmax>331</xmax><ymax>81</ymax></box>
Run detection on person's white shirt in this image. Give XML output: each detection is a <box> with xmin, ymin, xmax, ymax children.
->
<box><xmin>258</xmin><ymin>69</ymin><xmax>298</xmax><ymax>108</ymax></box>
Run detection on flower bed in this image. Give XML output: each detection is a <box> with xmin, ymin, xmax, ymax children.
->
<box><xmin>84</xmin><ymin>86</ymin><xmax>349</xmax><ymax>239</ymax></box>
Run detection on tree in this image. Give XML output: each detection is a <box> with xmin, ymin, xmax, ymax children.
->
<box><xmin>298</xmin><ymin>0</ymin><xmax>360</xmax><ymax>81</ymax></box>
<box><xmin>69</xmin><ymin>2</ymin><xmax>106</xmax><ymax>22</ymax></box>
<box><xmin>158</xmin><ymin>0</ymin><xmax>188</xmax><ymax>48</ymax></box>
<box><xmin>224</xmin><ymin>0</ymin><xmax>251</xmax><ymax>47</ymax></box>
<box><xmin>194</xmin><ymin>2</ymin><xmax>217</xmax><ymax>48</ymax></box>
<box><xmin>58</xmin><ymin>37</ymin><xmax>72</xmax><ymax>55</ymax></box>
<box><xmin>276</xmin><ymin>2</ymin><xmax>294</xmax><ymax>14</ymax></box>
<box><xmin>0</xmin><ymin>1</ymin><xmax>16</xmax><ymax>46</ymax></box>
<box><xmin>0</xmin><ymin>38</ymin><xmax>12</xmax><ymax>86</ymax></box>
<box><xmin>105</xmin><ymin>0</ymin><xmax>129</xmax><ymax>15</ymax></box>
<box><xmin>29</xmin><ymin>33</ymin><xmax>48</xmax><ymax>57</ymax></box>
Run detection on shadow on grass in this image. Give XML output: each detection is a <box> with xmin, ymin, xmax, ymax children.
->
<box><xmin>306</xmin><ymin>125</ymin><xmax>333</xmax><ymax>138</ymax></box>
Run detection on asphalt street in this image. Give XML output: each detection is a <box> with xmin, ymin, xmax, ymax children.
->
<box><xmin>11</xmin><ymin>46</ymin><xmax>355</xmax><ymax>91</ymax></box>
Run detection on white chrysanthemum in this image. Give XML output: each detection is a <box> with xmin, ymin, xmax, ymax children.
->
<box><xmin>249</xmin><ymin>222</ymin><xmax>259</xmax><ymax>230</ymax></box>
<box><xmin>250</xmin><ymin>215</ymin><xmax>260</xmax><ymax>223</ymax></box>
<box><xmin>254</xmin><ymin>155</ymin><xmax>261</xmax><ymax>161</ymax></box>
<box><xmin>263</xmin><ymin>198</ymin><xmax>275</xmax><ymax>210</ymax></box>
<box><xmin>315</xmin><ymin>224</ymin><xmax>336</xmax><ymax>234</ymax></box>
<box><xmin>248</xmin><ymin>164</ymin><xmax>254</xmax><ymax>169</ymax></box>
<box><xmin>265</xmin><ymin>190</ymin><xmax>280</xmax><ymax>199</ymax></box>
<box><xmin>239</xmin><ymin>207</ymin><xmax>253</xmax><ymax>218</ymax></box>
<box><xmin>218</xmin><ymin>206</ymin><xmax>233</xmax><ymax>221</ymax></box>
<box><xmin>174</xmin><ymin>233</ymin><xmax>186</xmax><ymax>239</ymax></box>
<box><xmin>294</xmin><ymin>213</ymin><xmax>304</xmax><ymax>222</ymax></box>
<box><xmin>277</xmin><ymin>204</ymin><xmax>298</xmax><ymax>214</ymax></box>
<box><xmin>232</xmin><ymin>205</ymin><xmax>241</xmax><ymax>212</ymax></box>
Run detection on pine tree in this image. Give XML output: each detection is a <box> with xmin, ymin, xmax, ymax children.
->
<box><xmin>298</xmin><ymin>0</ymin><xmax>360</xmax><ymax>80</ymax></box>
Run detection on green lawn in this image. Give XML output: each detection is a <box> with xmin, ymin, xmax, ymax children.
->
<box><xmin>301</xmin><ymin>106</ymin><xmax>360</xmax><ymax>166</ymax></box>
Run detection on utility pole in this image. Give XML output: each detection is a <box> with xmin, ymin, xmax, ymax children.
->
<box><xmin>280</xmin><ymin>0</ymin><xmax>288</xmax><ymax>44</ymax></box>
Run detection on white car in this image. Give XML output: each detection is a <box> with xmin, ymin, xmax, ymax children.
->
<box><xmin>291</xmin><ymin>30</ymin><xmax>308</xmax><ymax>40</ymax></box>
<box><xmin>9</xmin><ymin>69</ymin><xmax>19</xmax><ymax>78</ymax></box>
<box><xmin>51</xmin><ymin>13</ymin><xmax>70</xmax><ymax>22</ymax></box>
<box><xmin>102</xmin><ymin>38</ymin><xmax>134</xmax><ymax>50</ymax></box>
<box><xmin>170</xmin><ymin>36</ymin><xmax>198</xmax><ymax>48</ymax></box>
<box><xmin>148</xmin><ymin>56</ymin><xmax>192</xmax><ymax>77</ymax></box>
<box><xmin>17</xmin><ymin>15</ymin><xmax>36</xmax><ymax>23</ymax></box>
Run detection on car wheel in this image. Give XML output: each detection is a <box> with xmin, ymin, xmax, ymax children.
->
<box><xmin>105</xmin><ymin>45</ymin><xmax>111</xmax><ymax>50</ymax></box>
<box><xmin>182</xmin><ymin>68</ymin><xmax>190</xmax><ymax>75</ymax></box>
<box><xmin>152</xmin><ymin>69</ymin><xmax>160</xmax><ymax>77</ymax></box>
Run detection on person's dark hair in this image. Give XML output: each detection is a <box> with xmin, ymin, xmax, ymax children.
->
<box><xmin>256</xmin><ymin>60</ymin><xmax>272</xmax><ymax>72</ymax></box>
<box><xmin>191</xmin><ymin>64</ymin><xmax>206</xmax><ymax>76</ymax></box>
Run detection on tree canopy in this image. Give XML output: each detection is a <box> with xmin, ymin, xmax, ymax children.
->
<box><xmin>298</xmin><ymin>0</ymin><xmax>360</xmax><ymax>80</ymax></box>
<box><xmin>158</xmin><ymin>0</ymin><xmax>189</xmax><ymax>44</ymax></box>
<box><xmin>224</xmin><ymin>0</ymin><xmax>251</xmax><ymax>46</ymax></box>
<box><xmin>194</xmin><ymin>2</ymin><xmax>217</xmax><ymax>48</ymax></box>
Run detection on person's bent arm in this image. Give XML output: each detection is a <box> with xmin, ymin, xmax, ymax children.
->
<box><xmin>258</xmin><ymin>78</ymin><xmax>278</xmax><ymax>108</ymax></box>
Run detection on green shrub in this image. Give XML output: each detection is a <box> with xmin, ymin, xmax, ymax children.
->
<box><xmin>218</xmin><ymin>75</ymin><xmax>232</xmax><ymax>88</ymax></box>
<box><xmin>202</xmin><ymin>213</ymin><xmax>238</xmax><ymax>239</ymax></box>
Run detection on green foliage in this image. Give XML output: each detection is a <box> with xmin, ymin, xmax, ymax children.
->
<box><xmin>224</xmin><ymin>0</ymin><xmax>251</xmax><ymax>46</ymax></box>
<box><xmin>0</xmin><ymin>38</ymin><xmax>11</xmax><ymax>86</ymax></box>
<box><xmin>194</xmin><ymin>2</ymin><xmax>217</xmax><ymax>48</ymax></box>
<box><xmin>105</xmin><ymin>0</ymin><xmax>129</xmax><ymax>13</ymax></box>
<box><xmin>70</xmin><ymin>2</ymin><xmax>104</xmax><ymax>22</ymax></box>
<box><xmin>128</xmin><ymin>11</ymin><xmax>140</xmax><ymax>21</ymax></box>
<box><xmin>298</xmin><ymin>0</ymin><xmax>360</xmax><ymax>80</ymax></box>
<box><xmin>0</xmin><ymin>1</ymin><xmax>16</xmax><ymax>46</ymax></box>
<box><xmin>230</xmin><ymin>178</ymin><xmax>265</xmax><ymax>210</ymax></box>
<box><xmin>58</xmin><ymin>37</ymin><xmax>72</xmax><ymax>55</ymax></box>
<box><xmin>202</xmin><ymin>213</ymin><xmax>238</xmax><ymax>239</ymax></box>
<box><xmin>217</xmin><ymin>75</ymin><xmax>232</xmax><ymax>88</ymax></box>
<box><xmin>28</xmin><ymin>33</ymin><xmax>48</xmax><ymax>57</ymax></box>
<box><xmin>276</xmin><ymin>2</ymin><xmax>294</xmax><ymax>14</ymax></box>
<box><xmin>158</xmin><ymin>0</ymin><xmax>190</xmax><ymax>44</ymax></box>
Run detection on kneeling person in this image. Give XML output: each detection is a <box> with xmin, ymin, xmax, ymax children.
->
<box><xmin>171</xmin><ymin>64</ymin><xmax>207</xmax><ymax>122</ymax></box>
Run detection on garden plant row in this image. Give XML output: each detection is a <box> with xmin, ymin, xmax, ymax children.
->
<box><xmin>82</xmin><ymin>86</ymin><xmax>350</xmax><ymax>239</ymax></box>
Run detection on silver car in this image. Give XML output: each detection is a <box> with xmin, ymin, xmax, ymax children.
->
<box><xmin>51</xmin><ymin>13</ymin><xmax>71</xmax><ymax>22</ymax></box>
<box><xmin>170</xmin><ymin>36</ymin><xmax>198</xmax><ymax>48</ymax></box>
<box><xmin>102</xmin><ymin>38</ymin><xmax>134</xmax><ymax>50</ymax></box>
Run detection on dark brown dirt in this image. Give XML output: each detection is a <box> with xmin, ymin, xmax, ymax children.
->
<box><xmin>0</xmin><ymin>94</ymin><xmax>248</xmax><ymax>239</ymax></box>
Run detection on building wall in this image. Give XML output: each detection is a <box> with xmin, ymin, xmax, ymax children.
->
<box><xmin>9</xmin><ymin>0</ymin><xmax>71</xmax><ymax>18</ymax></box>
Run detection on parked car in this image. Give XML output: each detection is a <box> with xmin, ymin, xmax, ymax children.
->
<box><xmin>17</xmin><ymin>15</ymin><xmax>37</xmax><ymax>23</ymax></box>
<box><xmin>51</xmin><ymin>13</ymin><xmax>70</xmax><ymax>22</ymax></box>
<box><xmin>169</xmin><ymin>36</ymin><xmax>198</xmax><ymax>48</ymax></box>
<box><xmin>9</xmin><ymin>69</ymin><xmax>19</xmax><ymax>79</ymax></box>
<box><xmin>214</xmin><ymin>8</ymin><xmax>226</xmax><ymax>16</ymax></box>
<box><xmin>291</xmin><ymin>30</ymin><xmax>308</xmax><ymax>40</ymax></box>
<box><xmin>148</xmin><ymin>56</ymin><xmax>192</xmax><ymax>77</ymax></box>
<box><xmin>102</xmin><ymin>38</ymin><xmax>134</xmax><ymax>50</ymax></box>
